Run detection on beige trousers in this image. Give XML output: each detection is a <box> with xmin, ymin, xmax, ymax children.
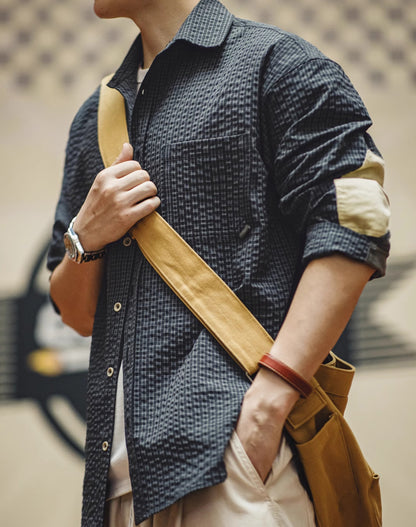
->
<box><xmin>104</xmin><ymin>433</ymin><xmax>316</xmax><ymax>527</ymax></box>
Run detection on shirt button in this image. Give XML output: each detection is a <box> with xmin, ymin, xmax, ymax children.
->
<box><xmin>102</xmin><ymin>441</ymin><xmax>109</xmax><ymax>452</ymax></box>
<box><xmin>113</xmin><ymin>302</ymin><xmax>122</xmax><ymax>312</ymax></box>
<box><xmin>140</xmin><ymin>88</ymin><xmax>145</xmax><ymax>96</ymax></box>
<box><xmin>123</xmin><ymin>236</ymin><xmax>132</xmax><ymax>247</ymax></box>
<box><xmin>107</xmin><ymin>367</ymin><xmax>114</xmax><ymax>377</ymax></box>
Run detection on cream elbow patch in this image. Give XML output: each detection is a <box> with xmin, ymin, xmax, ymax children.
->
<box><xmin>341</xmin><ymin>149</ymin><xmax>385</xmax><ymax>186</ymax></box>
<box><xmin>335</xmin><ymin>178</ymin><xmax>390</xmax><ymax>237</ymax></box>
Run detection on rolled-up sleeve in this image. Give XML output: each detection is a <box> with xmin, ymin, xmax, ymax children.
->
<box><xmin>263</xmin><ymin>56</ymin><xmax>390</xmax><ymax>277</ymax></box>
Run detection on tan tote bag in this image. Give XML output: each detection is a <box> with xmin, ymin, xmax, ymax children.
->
<box><xmin>97</xmin><ymin>75</ymin><xmax>382</xmax><ymax>527</ymax></box>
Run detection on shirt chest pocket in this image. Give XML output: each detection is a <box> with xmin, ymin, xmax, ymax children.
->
<box><xmin>158</xmin><ymin>133</ymin><xmax>255</xmax><ymax>286</ymax></box>
<box><xmin>160</xmin><ymin>134</ymin><xmax>251</xmax><ymax>240</ymax></box>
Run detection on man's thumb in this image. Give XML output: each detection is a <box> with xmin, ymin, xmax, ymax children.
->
<box><xmin>112</xmin><ymin>143</ymin><xmax>134</xmax><ymax>166</ymax></box>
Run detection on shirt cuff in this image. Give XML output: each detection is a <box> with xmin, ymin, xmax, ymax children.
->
<box><xmin>303</xmin><ymin>221</ymin><xmax>390</xmax><ymax>278</ymax></box>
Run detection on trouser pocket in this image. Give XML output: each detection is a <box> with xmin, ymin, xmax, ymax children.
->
<box><xmin>228</xmin><ymin>431</ymin><xmax>316</xmax><ymax>527</ymax></box>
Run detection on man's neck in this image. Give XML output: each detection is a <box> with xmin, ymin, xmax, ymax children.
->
<box><xmin>131</xmin><ymin>0</ymin><xmax>200</xmax><ymax>68</ymax></box>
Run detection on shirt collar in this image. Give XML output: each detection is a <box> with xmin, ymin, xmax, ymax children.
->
<box><xmin>108</xmin><ymin>0</ymin><xmax>233</xmax><ymax>91</ymax></box>
<box><xmin>168</xmin><ymin>0</ymin><xmax>233</xmax><ymax>49</ymax></box>
<box><xmin>108</xmin><ymin>36</ymin><xmax>143</xmax><ymax>93</ymax></box>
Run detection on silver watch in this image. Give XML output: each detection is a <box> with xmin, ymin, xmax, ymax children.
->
<box><xmin>63</xmin><ymin>217</ymin><xmax>106</xmax><ymax>264</ymax></box>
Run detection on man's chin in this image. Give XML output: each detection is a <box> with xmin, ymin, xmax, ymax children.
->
<box><xmin>93</xmin><ymin>2</ymin><xmax>120</xmax><ymax>19</ymax></box>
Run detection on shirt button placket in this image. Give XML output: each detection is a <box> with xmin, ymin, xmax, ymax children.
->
<box><xmin>110</xmin><ymin>297</ymin><xmax>123</xmax><ymax>454</ymax></box>
<box><xmin>105</xmin><ymin>302</ymin><xmax>121</xmax><ymax>458</ymax></box>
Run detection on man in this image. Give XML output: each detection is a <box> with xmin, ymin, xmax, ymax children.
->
<box><xmin>48</xmin><ymin>0</ymin><xmax>390</xmax><ymax>525</ymax></box>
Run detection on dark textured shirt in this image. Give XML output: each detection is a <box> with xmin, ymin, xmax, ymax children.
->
<box><xmin>47</xmin><ymin>0</ymin><xmax>390</xmax><ymax>525</ymax></box>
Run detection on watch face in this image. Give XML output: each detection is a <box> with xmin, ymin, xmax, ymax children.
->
<box><xmin>63</xmin><ymin>232</ymin><xmax>77</xmax><ymax>260</ymax></box>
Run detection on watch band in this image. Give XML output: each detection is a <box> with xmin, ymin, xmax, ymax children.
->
<box><xmin>80</xmin><ymin>249</ymin><xmax>107</xmax><ymax>263</ymax></box>
<box><xmin>64</xmin><ymin>216</ymin><xmax>106</xmax><ymax>264</ymax></box>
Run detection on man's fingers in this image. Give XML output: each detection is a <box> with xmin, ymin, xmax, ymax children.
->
<box><xmin>130</xmin><ymin>196</ymin><xmax>161</xmax><ymax>222</ymax></box>
<box><xmin>125</xmin><ymin>180</ymin><xmax>158</xmax><ymax>205</ymax></box>
<box><xmin>100</xmin><ymin>160</ymin><xmax>142</xmax><ymax>180</ymax></box>
<box><xmin>111</xmin><ymin>143</ymin><xmax>136</xmax><ymax>166</ymax></box>
<box><xmin>117</xmin><ymin>169</ymin><xmax>150</xmax><ymax>190</ymax></box>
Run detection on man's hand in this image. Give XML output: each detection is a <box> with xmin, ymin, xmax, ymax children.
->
<box><xmin>50</xmin><ymin>143</ymin><xmax>160</xmax><ymax>336</ymax></box>
<box><xmin>235</xmin><ymin>254</ymin><xmax>375</xmax><ymax>483</ymax></box>
<box><xmin>74</xmin><ymin>143</ymin><xmax>160</xmax><ymax>251</ymax></box>
<box><xmin>235</xmin><ymin>367</ymin><xmax>299</xmax><ymax>482</ymax></box>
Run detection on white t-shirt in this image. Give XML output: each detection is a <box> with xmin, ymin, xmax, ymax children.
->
<box><xmin>107</xmin><ymin>66</ymin><xmax>149</xmax><ymax>501</ymax></box>
<box><xmin>107</xmin><ymin>363</ymin><xmax>131</xmax><ymax>499</ymax></box>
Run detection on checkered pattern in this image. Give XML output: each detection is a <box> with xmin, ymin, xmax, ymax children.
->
<box><xmin>0</xmin><ymin>0</ymin><xmax>415</xmax><ymax>93</ymax></box>
<box><xmin>232</xmin><ymin>0</ymin><xmax>416</xmax><ymax>88</ymax></box>
<box><xmin>47</xmin><ymin>1</ymin><xmax>389</xmax><ymax>525</ymax></box>
<box><xmin>0</xmin><ymin>0</ymin><xmax>137</xmax><ymax>91</ymax></box>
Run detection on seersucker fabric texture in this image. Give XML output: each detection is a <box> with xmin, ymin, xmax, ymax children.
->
<box><xmin>47</xmin><ymin>0</ymin><xmax>390</xmax><ymax>525</ymax></box>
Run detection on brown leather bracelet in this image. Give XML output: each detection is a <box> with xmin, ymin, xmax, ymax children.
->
<box><xmin>258</xmin><ymin>353</ymin><xmax>313</xmax><ymax>398</ymax></box>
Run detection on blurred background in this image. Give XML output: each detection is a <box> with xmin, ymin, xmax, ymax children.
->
<box><xmin>0</xmin><ymin>0</ymin><xmax>415</xmax><ymax>525</ymax></box>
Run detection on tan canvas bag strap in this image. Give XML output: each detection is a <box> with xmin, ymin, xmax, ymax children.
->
<box><xmin>131</xmin><ymin>213</ymin><xmax>276</xmax><ymax>375</ymax></box>
<box><xmin>98</xmin><ymin>77</ymin><xmax>276</xmax><ymax>375</ymax></box>
<box><xmin>98</xmin><ymin>74</ymin><xmax>130</xmax><ymax>166</ymax></box>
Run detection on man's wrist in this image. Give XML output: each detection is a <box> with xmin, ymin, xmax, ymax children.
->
<box><xmin>72</xmin><ymin>217</ymin><xmax>106</xmax><ymax>253</ymax></box>
<box><xmin>258</xmin><ymin>353</ymin><xmax>313</xmax><ymax>398</ymax></box>
<box><xmin>249</xmin><ymin>367</ymin><xmax>300</xmax><ymax>422</ymax></box>
<box><xmin>64</xmin><ymin>217</ymin><xmax>106</xmax><ymax>263</ymax></box>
